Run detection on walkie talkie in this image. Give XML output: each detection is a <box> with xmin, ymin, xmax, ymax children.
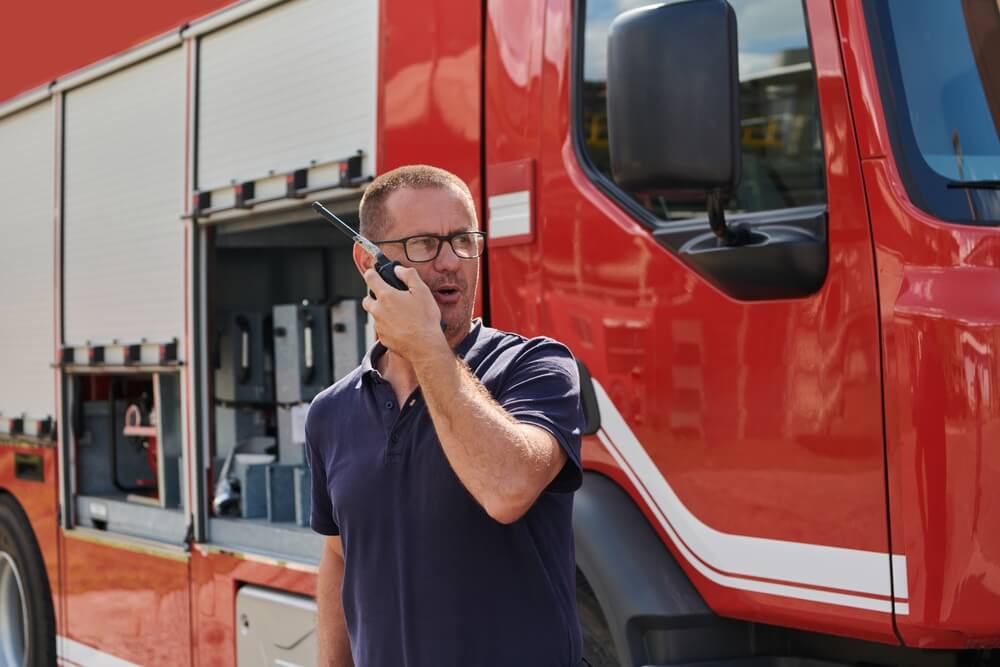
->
<box><xmin>311</xmin><ymin>201</ymin><xmax>408</xmax><ymax>292</ymax></box>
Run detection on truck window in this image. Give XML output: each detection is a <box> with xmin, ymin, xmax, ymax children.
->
<box><xmin>578</xmin><ymin>0</ymin><xmax>826</xmax><ymax>221</ymax></box>
<box><xmin>865</xmin><ymin>0</ymin><xmax>1000</xmax><ymax>225</ymax></box>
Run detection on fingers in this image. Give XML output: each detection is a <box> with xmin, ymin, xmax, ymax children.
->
<box><xmin>362</xmin><ymin>268</ymin><xmax>389</xmax><ymax>300</ymax></box>
<box><xmin>360</xmin><ymin>272</ymin><xmax>382</xmax><ymax>319</ymax></box>
<box><xmin>361</xmin><ymin>294</ymin><xmax>377</xmax><ymax>315</ymax></box>
<box><xmin>394</xmin><ymin>265</ymin><xmax>419</xmax><ymax>288</ymax></box>
<box><xmin>366</xmin><ymin>265</ymin><xmax>429</xmax><ymax>298</ymax></box>
<box><xmin>394</xmin><ymin>265</ymin><xmax>430</xmax><ymax>295</ymax></box>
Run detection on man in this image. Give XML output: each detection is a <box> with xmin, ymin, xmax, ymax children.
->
<box><xmin>306</xmin><ymin>165</ymin><xmax>584</xmax><ymax>666</ymax></box>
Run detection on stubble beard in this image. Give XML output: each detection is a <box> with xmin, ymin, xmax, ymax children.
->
<box><xmin>440</xmin><ymin>294</ymin><xmax>475</xmax><ymax>347</ymax></box>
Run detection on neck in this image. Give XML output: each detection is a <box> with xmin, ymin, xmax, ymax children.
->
<box><xmin>378</xmin><ymin>349</ymin><xmax>419</xmax><ymax>394</ymax></box>
<box><xmin>444</xmin><ymin>318</ymin><xmax>474</xmax><ymax>349</ymax></box>
<box><xmin>375</xmin><ymin>320</ymin><xmax>472</xmax><ymax>398</ymax></box>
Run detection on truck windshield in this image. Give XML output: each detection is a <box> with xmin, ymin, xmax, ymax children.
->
<box><xmin>866</xmin><ymin>1</ymin><xmax>1000</xmax><ymax>224</ymax></box>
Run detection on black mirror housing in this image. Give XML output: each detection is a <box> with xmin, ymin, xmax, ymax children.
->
<box><xmin>607</xmin><ymin>0</ymin><xmax>741</xmax><ymax>193</ymax></box>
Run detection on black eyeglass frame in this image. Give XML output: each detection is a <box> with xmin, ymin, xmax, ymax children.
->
<box><xmin>373</xmin><ymin>230</ymin><xmax>487</xmax><ymax>263</ymax></box>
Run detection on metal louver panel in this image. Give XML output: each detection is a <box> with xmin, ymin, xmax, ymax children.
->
<box><xmin>0</xmin><ymin>102</ymin><xmax>55</xmax><ymax>419</ymax></box>
<box><xmin>198</xmin><ymin>0</ymin><xmax>377</xmax><ymax>189</ymax></box>
<box><xmin>63</xmin><ymin>48</ymin><xmax>186</xmax><ymax>347</ymax></box>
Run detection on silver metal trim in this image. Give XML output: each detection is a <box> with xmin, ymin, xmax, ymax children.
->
<box><xmin>0</xmin><ymin>551</ymin><xmax>29</xmax><ymax>665</ymax></box>
<box><xmin>60</xmin><ymin>364</ymin><xmax>183</xmax><ymax>375</ymax></box>
<box><xmin>52</xmin><ymin>33</ymin><xmax>183</xmax><ymax>95</ymax></box>
<box><xmin>0</xmin><ymin>87</ymin><xmax>51</xmax><ymax>121</ymax></box>
<box><xmin>184</xmin><ymin>0</ymin><xmax>290</xmax><ymax>38</ymax></box>
<box><xmin>62</xmin><ymin>526</ymin><xmax>190</xmax><ymax>561</ymax></box>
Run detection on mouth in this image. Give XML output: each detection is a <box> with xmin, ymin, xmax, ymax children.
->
<box><xmin>432</xmin><ymin>284</ymin><xmax>462</xmax><ymax>305</ymax></box>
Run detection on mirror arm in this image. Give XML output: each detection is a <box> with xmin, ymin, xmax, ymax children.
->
<box><xmin>707</xmin><ymin>188</ymin><xmax>748</xmax><ymax>246</ymax></box>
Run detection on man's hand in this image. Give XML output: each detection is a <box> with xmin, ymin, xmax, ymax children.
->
<box><xmin>361</xmin><ymin>265</ymin><xmax>450</xmax><ymax>362</ymax></box>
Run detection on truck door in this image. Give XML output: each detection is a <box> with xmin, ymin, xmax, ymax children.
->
<box><xmin>488</xmin><ymin>0</ymin><xmax>903</xmax><ymax>643</ymax></box>
<box><xmin>58</xmin><ymin>46</ymin><xmax>193</xmax><ymax>667</ymax></box>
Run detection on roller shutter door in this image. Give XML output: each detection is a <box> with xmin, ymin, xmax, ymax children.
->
<box><xmin>198</xmin><ymin>0</ymin><xmax>377</xmax><ymax>189</ymax></box>
<box><xmin>0</xmin><ymin>102</ymin><xmax>55</xmax><ymax>420</ymax></box>
<box><xmin>63</xmin><ymin>49</ymin><xmax>186</xmax><ymax>347</ymax></box>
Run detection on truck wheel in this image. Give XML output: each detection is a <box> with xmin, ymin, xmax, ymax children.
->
<box><xmin>577</xmin><ymin>570</ymin><xmax>620</xmax><ymax>667</ymax></box>
<box><xmin>0</xmin><ymin>494</ymin><xmax>56</xmax><ymax>667</ymax></box>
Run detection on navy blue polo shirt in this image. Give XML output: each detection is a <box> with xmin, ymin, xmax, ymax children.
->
<box><xmin>305</xmin><ymin>320</ymin><xmax>584</xmax><ymax>667</ymax></box>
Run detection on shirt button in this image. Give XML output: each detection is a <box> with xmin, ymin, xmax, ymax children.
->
<box><xmin>385</xmin><ymin>401</ymin><xmax>394</xmax><ymax>410</ymax></box>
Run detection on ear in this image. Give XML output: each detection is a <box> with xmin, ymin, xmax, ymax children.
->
<box><xmin>353</xmin><ymin>242</ymin><xmax>375</xmax><ymax>275</ymax></box>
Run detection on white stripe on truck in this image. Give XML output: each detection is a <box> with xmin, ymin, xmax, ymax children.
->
<box><xmin>592</xmin><ymin>379</ymin><xmax>909</xmax><ymax>614</ymax></box>
<box><xmin>59</xmin><ymin>636</ymin><xmax>142</xmax><ymax>667</ymax></box>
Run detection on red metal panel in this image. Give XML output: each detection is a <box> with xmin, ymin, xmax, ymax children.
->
<box><xmin>484</xmin><ymin>0</ymin><xmax>547</xmax><ymax>336</ymax></box>
<box><xmin>377</xmin><ymin>0</ymin><xmax>482</xmax><ymax>199</ymax></box>
<box><xmin>0</xmin><ymin>445</ymin><xmax>61</xmax><ymax>633</ymax></box>
<box><xmin>378</xmin><ymin>0</ymin><xmax>484</xmax><ymax>318</ymax></box>
<box><xmin>62</xmin><ymin>535</ymin><xmax>191</xmax><ymax>666</ymax></box>
<box><xmin>836</xmin><ymin>0</ymin><xmax>1000</xmax><ymax>646</ymax></box>
<box><xmin>0</xmin><ymin>0</ymin><xmax>236</xmax><ymax>105</ymax></box>
<box><xmin>528</xmin><ymin>0</ymin><xmax>898</xmax><ymax>643</ymax></box>
<box><xmin>190</xmin><ymin>547</ymin><xmax>316</xmax><ymax>667</ymax></box>
<box><xmin>832</xmin><ymin>0</ymin><xmax>891</xmax><ymax>159</ymax></box>
<box><xmin>486</xmin><ymin>158</ymin><xmax>533</xmax><ymax>196</ymax></box>
<box><xmin>863</xmin><ymin>159</ymin><xmax>1000</xmax><ymax>648</ymax></box>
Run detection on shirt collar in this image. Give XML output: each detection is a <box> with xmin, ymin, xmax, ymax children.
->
<box><xmin>357</xmin><ymin>318</ymin><xmax>484</xmax><ymax>388</ymax></box>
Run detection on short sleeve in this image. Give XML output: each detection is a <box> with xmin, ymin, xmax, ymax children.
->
<box><xmin>496</xmin><ymin>338</ymin><xmax>584</xmax><ymax>493</ymax></box>
<box><xmin>304</xmin><ymin>404</ymin><xmax>340</xmax><ymax>536</ymax></box>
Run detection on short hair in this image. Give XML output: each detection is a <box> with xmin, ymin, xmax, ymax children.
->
<box><xmin>358</xmin><ymin>164</ymin><xmax>477</xmax><ymax>240</ymax></box>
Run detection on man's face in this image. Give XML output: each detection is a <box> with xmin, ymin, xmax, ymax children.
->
<box><xmin>375</xmin><ymin>185</ymin><xmax>480</xmax><ymax>346</ymax></box>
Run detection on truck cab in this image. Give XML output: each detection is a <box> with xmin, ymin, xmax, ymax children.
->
<box><xmin>492</xmin><ymin>0</ymin><xmax>999</xmax><ymax>662</ymax></box>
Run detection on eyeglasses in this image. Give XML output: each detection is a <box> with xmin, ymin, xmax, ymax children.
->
<box><xmin>374</xmin><ymin>230</ymin><xmax>486</xmax><ymax>263</ymax></box>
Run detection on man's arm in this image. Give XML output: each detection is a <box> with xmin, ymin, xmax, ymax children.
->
<box><xmin>362</xmin><ymin>267</ymin><xmax>572</xmax><ymax>524</ymax></box>
<box><xmin>418</xmin><ymin>347</ymin><xmax>567</xmax><ymax>523</ymax></box>
<box><xmin>317</xmin><ymin>536</ymin><xmax>353</xmax><ymax>667</ymax></box>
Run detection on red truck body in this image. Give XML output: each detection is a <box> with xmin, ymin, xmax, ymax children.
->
<box><xmin>0</xmin><ymin>0</ymin><xmax>997</xmax><ymax>665</ymax></box>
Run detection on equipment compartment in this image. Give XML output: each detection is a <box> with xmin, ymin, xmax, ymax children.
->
<box><xmin>68</xmin><ymin>370</ymin><xmax>187</xmax><ymax>542</ymax></box>
<box><xmin>204</xmin><ymin>207</ymin><xmax>370</xmax><ymax>560</ymax></box>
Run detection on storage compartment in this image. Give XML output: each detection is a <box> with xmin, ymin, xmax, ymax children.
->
<box><xmin>0</xmin><ymin>101</ymin><xmax>56</xmax><ymax>430</ymax></box>
<box><xmin>69</xmin><ymin>370</ymin><xmax>187</xmax><ymax>543</ymax></box>
<box><xmin>235</xmin><ymin>585</ymin><xmax>317</xmax><ymax>667</ymax></box>
<box><xmin>205</xmin><ymin>208</ymin><xmax>370</xmax><ymax>559</ymax></box>
<box><xmin>62</xmin><ymin>47</ymin><xmax>185</xmax><ymax>348</ymax></box>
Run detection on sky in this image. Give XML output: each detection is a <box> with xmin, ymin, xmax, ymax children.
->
<box><xmin>583</xmin><ymin>0</ymin><xmax>810</xmax><ymax>82</ymax></box>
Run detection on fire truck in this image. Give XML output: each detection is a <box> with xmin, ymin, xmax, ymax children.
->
<box><xmin>0</xmin><ymin>0</ymin><xmax>998</xmax><ymax>665</ymax></box>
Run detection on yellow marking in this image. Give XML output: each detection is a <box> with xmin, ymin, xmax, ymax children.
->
<box><xmin>63</xmin><ymin>527</ymin><xmax>190</xmax><ymax>562</ymax></box>
<box><xmin>199</xmin><ymin>543</ymin><xmax>318</xmax><ymax>573</ymax></box>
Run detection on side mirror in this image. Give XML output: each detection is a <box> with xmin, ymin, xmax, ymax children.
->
<box><xmin>607</xmin><ymin>0</ymin><xmax>744</xmax><ymax>243</ymax></box>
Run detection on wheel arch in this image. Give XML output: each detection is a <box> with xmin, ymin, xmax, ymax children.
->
<box><xmin>0</xmin><ymin>486</ymin><xmax>58</xmax><ymax>665</ymax></box>
<box><xmin>573</xmin><ymin>471</ymin><xmax>717</xmax><ymax>666</ymax></box>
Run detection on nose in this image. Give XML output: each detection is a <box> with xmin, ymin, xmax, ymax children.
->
<box><xmin>433</xmin><ymin>238</ymin><xmax>462</xmax><ymax>272</ymax></box>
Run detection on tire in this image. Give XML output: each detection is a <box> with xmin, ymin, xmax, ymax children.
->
<box><xmin>0</xmin><ymin>494</ymin><xmax>56</xmax><ymax>667</ymax></box>
<box><xmin>577</xmin><ymin>570</ymin><xmax>620</xmax><ymax>667</ymax></box>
